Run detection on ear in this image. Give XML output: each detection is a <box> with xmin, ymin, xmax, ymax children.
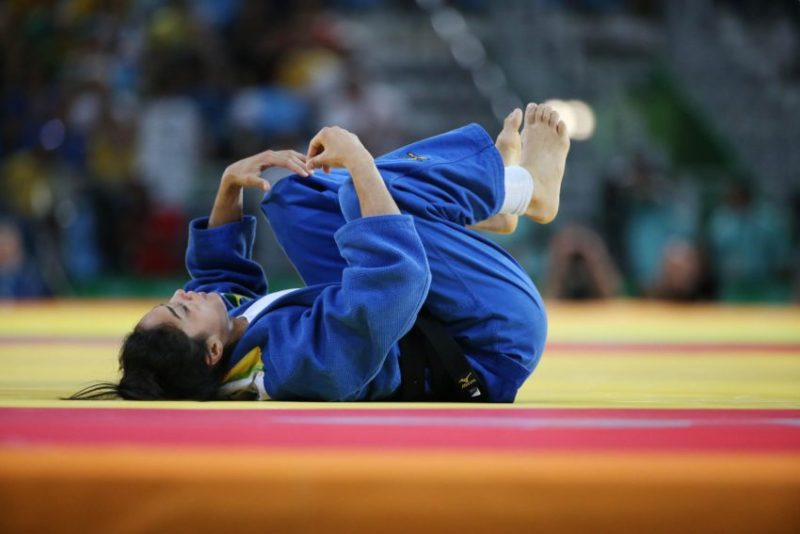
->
<box><xmin>205</xmin><ymin>337</ymin><xmax>225</xmax><ymax>367</ymax></box>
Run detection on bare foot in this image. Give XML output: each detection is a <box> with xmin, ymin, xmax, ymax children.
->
<box><xmin>495</xmin><ymin>108</ymin><xmax>522</xmax><ymax>166</ymax></box>
<box><xmin>520</xmin><ymin>102</ymin><xmax>570</xmax><ymax>224</ymax></box>
<box><xmin>469</xmin><ymin>109</ymin><xmax>524</xmax><ymax>234</ymax></box>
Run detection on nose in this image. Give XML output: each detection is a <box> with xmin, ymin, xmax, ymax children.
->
<box><xmin>171</xmin><ymin>289</ymin><xmax>193</xmax><ymax>301</ymax></box>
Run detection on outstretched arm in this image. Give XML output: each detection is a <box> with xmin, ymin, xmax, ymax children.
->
<box><xmin>305</xmin><ymin>126</ymin><xmax>401</xmax><ymax>217</ymax></box>
<box><xmin>185</xmin><ymin>149</ymin><xmax>309</xmax><ymax>299</ymax></box>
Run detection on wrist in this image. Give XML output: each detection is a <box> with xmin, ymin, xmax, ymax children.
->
<box><xmin>219</xmin><ymin>174</ymin><xmax>244</xmax><ymax>196</ymax></box>
<box><xmin>345</xmin><ymin>149</ymin><xmax>376</xmax><ymax>174</ymax></box>
<box><xmin>220</xmin><ymin>172</ymin><xmax>239</xmax><ymax>189</ymax></box>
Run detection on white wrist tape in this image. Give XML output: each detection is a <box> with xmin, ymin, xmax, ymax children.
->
<box><xmin>500</xmin><ymin>165</ymin><xmax>534</xmax><ymax>216</ymax></box>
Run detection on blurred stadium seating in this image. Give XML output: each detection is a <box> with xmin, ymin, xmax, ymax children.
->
<box><xmin>1</xmin><ymin>0</ymin><xmax>798</xmax><ymax>301</ymax></box>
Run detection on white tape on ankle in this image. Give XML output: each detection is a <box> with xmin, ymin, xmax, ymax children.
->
<box><xmin>500</xmin><ymin>165</ymin><xmax>534</xmax><ymax>216</ymax></box>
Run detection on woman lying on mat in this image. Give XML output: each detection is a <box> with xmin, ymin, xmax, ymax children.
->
<box><xmin>72</xmin><ymin>103</ymin><xmax>570</xmax><ymax>402</ymax></box>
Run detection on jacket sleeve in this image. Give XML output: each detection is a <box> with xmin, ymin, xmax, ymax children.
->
<box><xmin>261</xmin><ymin>214</ymin><xmax>431</xmax><ymax>400</ymax></box>
<box><xmin>183</xmin><ymin>216</ymin><xmax>268</xmax><ymax>298</ymax></box>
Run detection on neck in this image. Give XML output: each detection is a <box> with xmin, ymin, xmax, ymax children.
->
<box><xmin>230</xmin><ymin>316</ymin><xmax>249</xmax><ymax>344</ymax></box>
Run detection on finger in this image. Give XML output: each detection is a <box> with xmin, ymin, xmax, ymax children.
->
<box><xmin>254</xmin><ymin>150</ymin><xmax>278</xmax><ymax>169</ymax></box>
<box><xmin>291</xmin><ymin>150</ymin><xmax>307</xmax><ymax>162</ymax></box>
<box><xmin>248</xmin><ymin>153</ymin><xmax>274</xmax><ymax>176</ymax></box>
<box><xmin>306</xmin><ymin>153</ymin><xmax>327</xmax><ymax>171</ymax></box>
<box><xmin>268</xmin><ymin>150</ymin><xmax>301</xmax><ymax>164</ymax></box>
<box><xmin>323</xmin><ymin>164</ymin><xmax>330</xmax><ymax>174</ymax></box>
<box><xmin>306</xmin><ymin>132</ymin><xmax>326</xmax><ymax>161</ymax></box>
<box><xmin>270</xmin><ymin>151</ymin><xmax>300</xmax><ymax>169</ymax></box>
<box><xmin>242</xmin><ymin>174</ymin><xmax>270</xmax><ymax>192</ymax></box>
<box><xmin>306</xmin><ymin>151</ymin><xmax>324</xmax><ymax>172</ymax></box>
<box><xmin>292</xmin><ymin>156</ymin><xmax>311</xmax><ymax>176</ymax></box>
<box><xmin>285</xmin><ymin>157</ymin><xmax>310</xmax><ymax>177</ymax></box>
<box><xmin>248</xmin><ymin>175</ymin><xmax>270</xmax><ymax>192</ymax></box>
<box><xmin>254</xmin><ymin>152</ymin><xmax>307</xmax><ymax>177</ymax></box>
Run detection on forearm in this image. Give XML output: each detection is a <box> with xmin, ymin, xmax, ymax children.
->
<box><xmin>305</xmin><ymin>126</ymin><xmax>399</xmax><ymax>217</ymax></box>
<box><xmin>347</xmin><ymin>154</ymin><xmax>401</xmax><ymax>217</ymax></box>
<box><xmin>208</xmin><ymin>178</ymin><xmax>244</xmax><ymax>228</ymax></box>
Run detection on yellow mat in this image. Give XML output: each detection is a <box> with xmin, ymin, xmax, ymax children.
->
<box><xmin>2</xmin><ymin>300</ymin><xmax>800</xmax><ymax>533</ymax></box>
<box><xmin>1</xmin><ymin>300</ymin><xmax>798</xmax><ymax>408</ymax></box>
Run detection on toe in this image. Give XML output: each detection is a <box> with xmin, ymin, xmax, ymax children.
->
<box><xmin>505</xmin><ymin>108</ymin><xmax>523</xmax><ymax>131</ymax></box>
<box><xmin>549</xmin><ymin>110</ymin><xmax>560</xmax><ymax>127</ymax></box>
<box><xmin>535</xmin><ymin>105</ymin><xmax>548</xmax><ymax>123</ymax></box>
<box><xmin>526</xmin><ymin>103</ymin><xmax>537</xmax><ymax>125</ymax></box>
<box><xmin>556</xmin><ymin>120</ymin><xmax>567</xmax><ymax>136</ymax></box>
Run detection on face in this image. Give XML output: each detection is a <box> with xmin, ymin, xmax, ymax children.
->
<box><xmin>138</xmin><ymin>289</ymin><xmax>232</xmax><ymax>344</ymax></box>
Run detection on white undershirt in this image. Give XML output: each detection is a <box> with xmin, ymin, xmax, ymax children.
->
<box><xmin>240</xmin><ymin>288</ymin><xmax>299</xmax><ymax>323</ymax></box>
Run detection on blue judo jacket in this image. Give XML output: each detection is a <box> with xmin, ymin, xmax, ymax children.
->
<box><xmin>181</xmin><ymin>124</ymin><xmax>546</xmax><ymax>402</ymax></box>
<box><xmin>183</xmin><ymin>213</ymin><xmax>431</xmax><ymax>401</ymax></box>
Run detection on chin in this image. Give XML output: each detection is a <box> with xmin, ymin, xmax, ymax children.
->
<box><xmin>211</xmin><ymin>293</ymin><xmax>229</xmax><ymax>320</ymax></box>
<box><xmin>212</xmin><ymin>292</ymin><xmax>226</xmax><ymax>310</ymax></box>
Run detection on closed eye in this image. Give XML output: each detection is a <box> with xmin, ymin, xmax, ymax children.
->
<box><xmin>160</xmin><ymin>304</ymin><xmax>180</xmax><ymax>320</ymax></box>
<box><xmin>181</xmin><ymin>304</ymin><xmax>190</xmax><ymax>315</ymax></box>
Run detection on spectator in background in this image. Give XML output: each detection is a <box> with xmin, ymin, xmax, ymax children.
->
<box><xmin>133</xmin><ymin>13</ymin><xmax>206</xmax><ymax>275</ymax></box>
<box><xmin>649</xmin><ymin>238</ymin><xmax>715</xmax><ymax>301</ymax></box>
<box><xmin>0</xmin><ymin>220</ymin><xmax>49</xmax><ymax>298</ymax></box>
<box><xmin>603</xmin><ymin>152</ymin><xmax>704</xmax><ymax>299</ymax></box>
<box><xmin>228</xmin><ymin>1</ymin><xmax>340</xmax><ymax>156</ymax></box>
<box><xmin>2</xmin><ymin>150</ymin><xmax>52</xmax><ymax>220</ymax></box>
<box><xmin>708</xmin><ymin>181</ymin><xmax>792</xmax><ymax>301</ymax></box>
<box><xmin>546</xmin><ymin>224</ymin><xmax>621</xmax><ymax>300</ymax></box>
<box><xmin>4</xmin><ymin>0</ymin><xmax>792</xmax><ymax>303</ymax></box>
<box><xmin>86</xmin><ymin>90</ymin><xmax>146</xmax><ymax>273</ymax></box>
<box><xmin>229</xmin><ymin>86</ymin><xmax>311</xmax><ymax>157</ymax></box>
<box><xmin>316</xmin><ymin>58</ymin><xmax>410</xmax><ymax>155</ymax></box>
<box><xmin>791</xmin><ymin>190</ymin><xmax>800</xmax><ymax>303</ymax></box>
<box><xmin>136</xmin><ymin>50</ymin><xmax>203</xmax><ymax>214</ymax></box>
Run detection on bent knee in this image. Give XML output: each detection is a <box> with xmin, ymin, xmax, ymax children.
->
<box><xmin>505</xmin><ymin>294</ymin><xmax>547</xmax><ymax>367</ymax></box>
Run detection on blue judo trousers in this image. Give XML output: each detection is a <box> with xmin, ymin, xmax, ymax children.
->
<box><xmin>185</xmin><ymin>124</ymin><xmax>547</xmax><ymax>402</ymax></box>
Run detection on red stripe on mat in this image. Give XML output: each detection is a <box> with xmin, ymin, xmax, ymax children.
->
<box><xmin>1</xmin><ymin>408</ymin><xmax>798</xmax><ymax>452</ymax></box>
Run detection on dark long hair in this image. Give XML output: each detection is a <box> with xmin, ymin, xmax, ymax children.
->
<box><xmin>69</xmin><ymin>325</ymin><xmax>228</xmax><ymax>401</ymax></box>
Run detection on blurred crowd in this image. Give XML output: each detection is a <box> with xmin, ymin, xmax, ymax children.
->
<box><xmin>544</xmin><ymin>155</ymin><xmax>795</xmax><ymax>302</ymax></box>
<box><xmin>1</xmin><ymin>0</ymin><xmax>411</xmax><ymax>298</ymax></box>
<box><xmin>1</xmin><ymin>0</ymin><xmax>797</xmax><ymax>302</ymax></box>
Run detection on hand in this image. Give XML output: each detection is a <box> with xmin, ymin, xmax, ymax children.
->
<box><xmin>222</xmin><ymin>149</ymin><xmax>309</xmax><ymax>192</ymax></box>
<box><xmin>306</xmin><ymin>126</ymin><xmax>372</xmax><ymax>173</ymax></box>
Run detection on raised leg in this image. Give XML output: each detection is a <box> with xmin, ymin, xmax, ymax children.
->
<box><xmin>266</xmin><ymin>124</ymin><xmax>547</xmax><ymax>402</ymax></box>
<box><xmin>260</xmin><ymin>173</ymin><xmax>349</xmax><ymax>286</ymax></box>
<box><xmin>338</xmin><ymin>124</ymin><xmax>506</xmax><ymax>228</ymax></box>
<box><xmin>336</xmin><ymin>123</ymin><xmax>546</xmax><ymax>402</ymax></box>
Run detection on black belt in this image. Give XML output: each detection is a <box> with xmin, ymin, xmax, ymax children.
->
<box><xmin>398</xmin><ymin>310</ymin><xmax>486</xmax><ymax>402</ymax></box>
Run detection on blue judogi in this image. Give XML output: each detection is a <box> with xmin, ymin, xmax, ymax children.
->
<box><xmin>184</xmin><ymin>124</ymin><xmax>547</xmax><ymax>402</ymax></box>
